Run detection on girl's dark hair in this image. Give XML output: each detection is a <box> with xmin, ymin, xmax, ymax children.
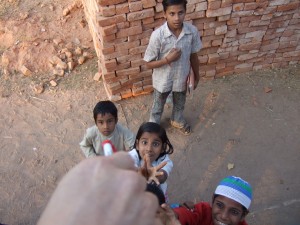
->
<box><xmin>162</xmin><ymin>0</ymin><xmax>187</xmax><ymax>12</ymax></box>
<box><xmin>133</xmin><ymin>122</ymin><xmax>174</xmax><ymax>157</ymax></box>
<box><xmin>146</xmin><ymin>182</ymin><xmax>166</xmax><ymax>205</ymax></box>
<box><xmin>93</xmin><ymin>101</ymin><xmax>118</xmax><ymax>122</ymax></box>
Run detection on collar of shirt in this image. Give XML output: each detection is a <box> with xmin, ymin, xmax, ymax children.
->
<box><xmin>161</xmin><ymin>22</ymin><xmax>193</xmax><ymax>41</ymax></box>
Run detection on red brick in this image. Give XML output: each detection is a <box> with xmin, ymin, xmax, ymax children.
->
<box><xmin>130</xmin><ymin>20</ymin><xmax>142</xmax><ymax>27</ymax></box>
<box><xmin>155</xmin><ymin>3</ymin><xmax>163</xmax><ymax>12</ymax></box>
<box><xmin>116</xmin><ymin>22</ymin><xmax>130</xmax><ymax>29</ymax></box>
<box><xmin>154</xmin><ymin>11</ymin><xmax>164</xmax><ymax>19</ymax></box>
<box><xmin>208</xmin><ymin>1</ymin><xmax>221</xmax><ymax>10</ymax></box>
<box><xmin>208</xmin><ymin>53</ymin><xmax>220</xmax><ymax>63</ymax></box>
<box><xmin>249</xmin><ymin>19</ymin><xmax>270</xmax><ymax>27</ymax></box>
<box><xmin>239</xmin><ymin>42</ymin><xmax>261</xmax><ymax>51</ymax></box>
<box><xmin>115</xmin><ymin>40</ymin><xmax>140</xmax><ymax>51</ymax></box>
<box><xmin>227</xmin><ymin>17</ymin><xmax>240</xmax><ymax>25</ymax></box>
<box><xmin>204</xmin><ymin>21</ymin><xmax>226</xmax><ymax>29</ymax></box>
<box><xmin>142</xmin><ymin>0</ymin><xmax>156</xmax><ymax>8</ymax></box>
<box><xmin>233</xmin><ymin>3</ymin><xmax>244</xmax><ymax>11</ymax></box>
<box><xmin>116</xmin><ymin>67</ymin><xmax>140</xmax><ymax>76</ymax></box>
<box><xmin>115</xmin><ymin>62</ymin><xmax>131</xmax><ymax>71</ymax></box>
<box><xmin>132</xmin><ymin>87</ymin><xmax>144</xmax><ymax>96</ymax></box>
<box><xmin>260</xmin><ymin>42</ymin><xmax>279</xmax><ymax>51</ymax></box>
<box><xmin>206</xmin><ymin>7</ymin><xmax>232</xmax><ymax>17</ymax></box>
<box><xmin>218</xmin><ymin>15</ymin><xmax>231</xmax><ymax>22</ymax></box>
<box><xmin>116</xmin><ymin>26</ymin><xmax>142</xmax><ymax>38</ymax></box>
<box><xmin>128</xmin><ymin>29</ymin><xmax>153</xmax><ymax>41</ymax></box>
<box><xmin>100</xmin><ymin>5</ymin><xmax>116</xmax><ymax>17</ymax></box>
<box><xmin>143</xmin><ymin>18</ymin><xmax>164</xmax><ymax>30</ymax></box>
<box><xmin>127</xmin><ymin>8</ymin><xmax>154</xmax><ymax>22</ymax></box>
<box><xmin>129</xmin><ymin>1</ymin><xmax>143</xmax><ymax>12</ymax></box>
<box><xmin>116</xmin><ymin>3</ymin><xmax>129</xmax><ymax>14</ymax></box>
<box><xmin>117</xmin><ymin>54</ymin><xmax>141</xmax><ymax>64</ymax></box>
<box><xmin>98</xmin><ymin>0</ymin><xmax>126</xmax><ymax>7</ymax></box>
<box><xmin>232</xmin><ymin>10</ymin><xmax>255</xmax><ymax>17</ymax></box>
<box><xmin>240</xmin><ymin>15</ymin><xmax>260</xmax><ymax>23</ymax></box>
<box><xmin>131</xmin><ymin>58</ymin><xmax>145</xmax><ymax>68</ymax></box>
<box><xmin>98</xmin><ymin>14</ymin><xmax>126</xmax><ymax>27</ymax></box>
<box><xmin>120</xmin><ymin>89</ymin><xmax>133</xmax><ymax>99</ymax></box>
<box><xmin>143</xmin><ymin>17</ymin><xmax>155</xmax><ymax>25</ymax></box>
<box><xmin>271</xmin><ymin>14</ymin><xmax>293</xmax><ymax>22</ymax></box>
<box><xmin>195</xmin><ymin>2</ymin><xmax>207</xmax><ymax>11</ymax></box>
<box><xmin>269</xmin><ymin>0</ymin><xmax>291</xmax><ymax>7</ymax></box>
<box><xmin>129</xmin><ymin>45</ymin><xmax>147</xmax><ymax>55</ymax></box>
<box><xmin>222</xmin><ymin>0</ymin><xmax>233</xmax><ymax>7</ymax></box>
<box><xmin>186</xmin><ymin>11</ymin><xmax>206</xmax><ymax>20</ymax></box>
<box><xmin>212</xmin><ymin>39</ymin><xmax>223</xmax><ymax>46</ymax></box>
<box><xmin>269</xmin><ymin>20</ymin><xmax>289</xmax><ymax>29</ymax></box>
<box><xmin>99</xmin><ymin>24</ymin><xmax>118</xmax><ymax>36</ymax></box>
<box><xmin>143</xmin><ymin>85</ymin><xmax>154</xmax><ymax>93</ymax></box>
<box><xmin>244</xmin><ymin>2</ymin><xmax>268</xmax><ymax>10</ymax></box>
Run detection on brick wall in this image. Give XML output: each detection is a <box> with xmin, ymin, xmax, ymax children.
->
<box><xmin>82</xmin><ymin>0</ymin><xmax>300</xmax><ymax>100</ymax></box>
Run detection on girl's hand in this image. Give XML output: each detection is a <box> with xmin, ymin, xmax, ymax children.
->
<box><xmin>139</xmin><ymin>155</ymin><xmax>167</xmax><ymax>185</ymax></box>
<box><xmin>166</xmin><ymin>48</ymin><xmax>181</xmax><ymax>63</ymax></box>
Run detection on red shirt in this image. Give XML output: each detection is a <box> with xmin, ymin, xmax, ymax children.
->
<box><xmin>173</xmin><ymin>202</ymin><xmax>248</xmax><ymax>225</ymax></box>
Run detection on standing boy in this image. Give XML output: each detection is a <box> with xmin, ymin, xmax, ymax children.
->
<box><xmin>79</xmin><ymin>101</ymin><xmax>135</xmax><ymax>157</ymax></box>
<box><xmin>144</xmin><ymin>0</ymin><xmax>202</xmax><ymax>135</ymax></box>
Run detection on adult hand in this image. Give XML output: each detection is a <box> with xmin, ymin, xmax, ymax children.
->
<box><xmin>38</xmin><ymin>152</ymin><xmax>160</xmax><ymax>225</ymax></box>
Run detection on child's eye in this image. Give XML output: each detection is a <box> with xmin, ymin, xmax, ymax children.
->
<box><xmin>152</xmin><ymin>142</ymin><xmax>161</xmax><ymax>147</ymax></box>
<box><xmin>142</xmin><ymin>141</ymin><xmax>147</xmax><ymax>145</ymax></box>
<box><xmin>230</xmin><ymin>209</ymin><xmax>241</xmax><ymax>216</ymax></box>
<box><xmin>216</xmin><ymin>202</ymin><xmax>223</xmax><ymax>209</ymax></box>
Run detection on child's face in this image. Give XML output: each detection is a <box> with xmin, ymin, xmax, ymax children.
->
<box><xmin>136</xmin><ymin>132</ymin><xmax>163</xmax><ymax>163</ymax></box>
<box><xmin>212</xmin><ymin>195</ymin><xmax>247</xmax><ymax>225</ymax></box>
<box><xmin>164</xmin><ymin>4</ymin><xmax>186</xmax><ymax>31</ymax></box>
<box><xmin>95</xmin><ymin>113</ymin><xmax>117</xmax><ymax>136</ymax></box>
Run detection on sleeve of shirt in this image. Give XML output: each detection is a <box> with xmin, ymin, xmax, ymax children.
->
<box><xmin>122</xmin><ymin>126</ymin><xmax>136</xmax><ymax>151</ymax></box>
<box><xmin>173</xmin><ymin>202</ymin><xmax>212</xmax><ymax>225</ymax></box>
<box><xmin>143</xmin><ymin>30</ymin><xmax>161</xmax><ymax>62</ymax></box>
<box><xmin>79</xmin><ymin>128</ymin><xmax>97</xmax><ymax>158</ymax></box>
<box><xmin>173</xmin><ymin>207</ymin><xmax>201</xmax><ymax>225</ymax></box>
<box><xmin>160</xmin><ymin>155</ymin><xmax>173</xmax><ymax>176</ymax></box>
<box><xmin>128</xmin><ymin>149</ymin><xmax>139</xmax><ymax>167</ymax></box>
<box><xmin>191</xmin><ymin>27</ymin><xmax>202</xmax><ymax>54</ymax></box>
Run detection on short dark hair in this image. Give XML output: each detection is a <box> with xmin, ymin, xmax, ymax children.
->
<box><xmin>93</xmin><ymin>101</ymin><xmax>118</xmax><ymax>122</ymax></box>
<box><xmin>162</xmin><ymin>0</ymin><xmax>187</xmax><ymax>12</ymax></box>
<box><xmin>146</xmin><ymin>182</ymin><xmax>166</xmax><ymax>205</ymax></box>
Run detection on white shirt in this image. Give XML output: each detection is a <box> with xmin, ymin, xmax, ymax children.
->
<box><xmin>128</xmin><ymin>148</ymin><xmax>173</xmax><ymax>195</ymax></box>
<box><xmin>144</xmin><ymin>22</ymin><xmax>202</xmax><ymax>93</ymax></box>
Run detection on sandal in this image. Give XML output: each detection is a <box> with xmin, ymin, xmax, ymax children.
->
<box><xmin>170</xmin><ymin>120</ymin><xmax>191</xmax><ymax>136</ymax></box>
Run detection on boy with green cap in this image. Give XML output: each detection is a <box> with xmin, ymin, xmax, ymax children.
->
<box><xmin>159</xmin><ymin>176</ymin><xmax>252</xmax><ymax>225</ymax></box>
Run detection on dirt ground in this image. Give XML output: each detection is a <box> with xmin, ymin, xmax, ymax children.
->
<box><xmin>1</xmin><ymin>1</ymin><xmax>300</xmax><ymax>225</ymax></box>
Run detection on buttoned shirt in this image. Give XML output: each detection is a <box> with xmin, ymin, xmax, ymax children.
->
<box><xmin>144</xmin><ymin>22</ymin><xmax>202</xmax><ymax>93</ymax></box>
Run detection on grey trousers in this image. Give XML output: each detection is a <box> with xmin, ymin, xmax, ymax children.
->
<box><xmin>149</xmin><ymin>89</ymin><xmax>186</xmax><ymax>126</ymax></box>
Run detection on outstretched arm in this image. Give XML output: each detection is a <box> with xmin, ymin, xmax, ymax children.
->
<box><xmin>139</xmin><ymin>155</ymin><xmax>167</xmax><ymax>185</ymax></box>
